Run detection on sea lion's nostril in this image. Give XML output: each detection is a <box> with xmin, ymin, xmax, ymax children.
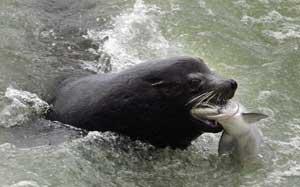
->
<box><xmin>229</xmin><ymin>79</ymin><xmax>238</xmax><ymax>90</ymax></box>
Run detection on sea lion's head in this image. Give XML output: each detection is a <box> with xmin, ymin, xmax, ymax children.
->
<box><xmin>183</xmin><ymin>58</ymin><xmax>238</xmax><ymax>133</ymax></box>
<box><xmin>143</xmin><ymin>57</ymin><xmax>238</xmax><ymax>133</ymax></box>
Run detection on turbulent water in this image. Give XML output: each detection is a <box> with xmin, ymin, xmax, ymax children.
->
<box><xmin>0</xmin><ymin>0</ymin><xmax>300</xmax><ymax>186</ymax></box>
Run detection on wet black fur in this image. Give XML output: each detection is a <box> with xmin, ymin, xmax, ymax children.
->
<box><xmin>47</xmin><ymin>57</ymin><xmax>237</xmax><ymax>148</ymax></box>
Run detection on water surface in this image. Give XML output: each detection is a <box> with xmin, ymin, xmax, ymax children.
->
<box><xmin>0</xmin><ymin>0</ymin><xmax>300</xmax><ymax>186</ymax></box>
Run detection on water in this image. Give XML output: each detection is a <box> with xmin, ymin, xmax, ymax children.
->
<box><xmin>0</xmin><ymin>0</ymin><xmax>299</xmax><ymax>186</ymax></box>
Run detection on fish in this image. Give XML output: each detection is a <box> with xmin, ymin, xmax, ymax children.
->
<box><xmin>191</xmin><ymin>102</ymin><xmax>268</xmax><ymax>161</ymax></box>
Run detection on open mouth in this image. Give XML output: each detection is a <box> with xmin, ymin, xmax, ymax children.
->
<box><xmin>187</xmin><ymin>90</ymin><xmax>232</xmax><ymax>108</ymax></box>
<box><xmin>187</xmin><ymin>91</ymin><xmax>234</xmax><ymax>132</ymax></box>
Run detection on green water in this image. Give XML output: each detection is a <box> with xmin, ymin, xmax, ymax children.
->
<box><xmin>0</xmin><ymin>0</ymin><xmax>299</xmax><ymax>186</ymax></box>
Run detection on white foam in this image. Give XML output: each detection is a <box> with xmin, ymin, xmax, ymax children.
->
<box><xmin>280</xmin><ymin>164</ymin><xmax>300</xmax><ymax>177</ymax></box>
<box><xmin>263</xmin><ymin>29</ymin><xmax>300</xmax><ymax>40</ymax></box>
<box><xmin>241</xmin><ymin>10</ymin><xmax>292</xmax><ymax>25</ymax></box>
<box><xmin>198</xmin><ymin>0</ymin><xmax>215</xmax><ymax>16</ymax></box>
<box><xmin>241</xmin><ymin>10</ymin><xmax>300</xmax><ymax>40</ymax></box>
<box><xmin>8</xmin><ymin>180</ymin><xmax>41</xmax><ymax>187</ymax></box>
<box><xmin>0</xmin><ymin>87</ymin><xmax>49</xmax><ymax>127</ymax></box>
<box><xmin>86</xmin><ymin>131</ymin><xmax>117</xmax><ymax>142</ymax></box>
<box><xmin>79</xmin><ymin>60</ymin><xmax>99</xmax><ymax>73</ymax></box>
<box><xmin>234</xmin><ymin>0</ymin><xmax>250</xmax><ymax>8</ymax></box>
<box><xmin>0</xmin><ymin>143</ymin><xmax>16</xmax><ymax>151</ymax></box>
<box><xmin>86</xmin><ymin>0</ymin><xmax>179</xmax><ymax>72</ymax></box>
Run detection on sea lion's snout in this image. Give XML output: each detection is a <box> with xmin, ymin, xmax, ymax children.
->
<box><xmin>228</xmin><ymin>79</ymin><xmax>238</xmax><ymax>90</ymax></box>
<box><xmin>224</xmin><ymin>79</ymin><xmax>238</xmax><ymax>100</ymax></box>
<box><xmin>213</xmin><ymin>78</ymin><xmax>238</xmax><ymax>104</ymax></box>
<box><xmin>186</xmin><ymin>73</ymin><xmax>238</xmax><ymax>109</ymax></box>
<box><xmin>186</xmin><ymin>70</ymin><xmax>238</xmax><ymax>133</ymax></box>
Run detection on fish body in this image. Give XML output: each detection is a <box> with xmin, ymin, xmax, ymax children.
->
<box><xmin>217</xmin><ymin>112</ymin><xmax>265</xmax><ymax>160</ymax></box>
<box><xmin>191</xmin><ymin>102</ymin><xmax>267</xmax><ymax>161</ymax></box>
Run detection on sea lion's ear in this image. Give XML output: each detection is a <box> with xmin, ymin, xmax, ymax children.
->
<box><xmin>144</xmin><ymin>76</ymin><xmax>183</xmax><ymax>96</ymax></box>
<box><xmin>151</xmin><ymin>80</ymin><xmax>165</xmax><ymax>87</ymax></box>
<box><xmin>144</xmin><ymin>76</ymin><xmax>166</xmax><ymax>88</ymax></box>
<box><xmin>241</xmin><ymin>113</ymin><xmax>268</xmax><ymax>124</ymax></box>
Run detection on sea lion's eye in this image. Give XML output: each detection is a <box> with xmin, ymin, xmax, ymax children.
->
<box><xmin>189</xmin><ymin>78</ymin><xmax>202</xmax><ymax>93</ymax></box>
<box><xmin>189</xmin><ymin>79</ymin><xmax>202</xmax><ymax>87</ymax></box>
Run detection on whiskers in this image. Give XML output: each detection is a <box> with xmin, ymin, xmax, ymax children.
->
<box><xmin>186</xmin><ymin>91</ymin><xmax>217</xmax><ymax>108</ymax></box>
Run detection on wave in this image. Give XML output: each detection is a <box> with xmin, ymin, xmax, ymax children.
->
<box><xmin>85</xmin><ymin>0</ymin><xmax>179</xmax><ymax>72</ymax></box>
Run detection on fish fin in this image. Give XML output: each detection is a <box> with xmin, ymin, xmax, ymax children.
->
<box><xmin>218</xmin><ymin>131</ymin><xmax>236</xmax><ymax>155</ymax></box>
<box><xmin>241</xmin><ymin>113</ymin><xmax>268</xmax><ymax>124</ymax></box>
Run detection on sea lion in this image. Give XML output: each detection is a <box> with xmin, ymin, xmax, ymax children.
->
<box><xmin>47</xmin><ymin>56</ymin><xmax>238</xmax><ymax>149</ymax></box>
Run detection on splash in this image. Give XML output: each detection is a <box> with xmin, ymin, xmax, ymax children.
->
<box><xmin>86</xmin><ymin>0</ymin><xmax>178</xmax><ymax>72</ymax></box>
<box><xmin>0</xmin><ymin>87</ymin><xmax>49</xmax><ymax>127</ymax></box>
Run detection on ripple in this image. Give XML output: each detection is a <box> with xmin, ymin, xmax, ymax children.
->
<box><xmin>241</xmin><ymin>10</ymin><xmax>293</xmax><ymax>25</ymax></box>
